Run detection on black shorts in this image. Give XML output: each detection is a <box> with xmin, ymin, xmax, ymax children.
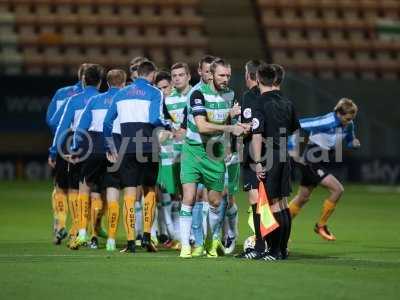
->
<box><xmin>263</xmin><ymin>152</ymin><xmax>291</xmax><ymax>199</ymax></box>
<box><xmin>53</xmin><ymin>155</ymin><xmax>69</xmax><ymax>190</ymax></box>
<box><xmin>299</xmin><ymin>144</ymin><xmax>332</xmax><ymax>186</ymax></box>
<box><xmin>103</xmin><ymin>161</ymin><xmax>122</xmax><ymax>190</ymax></box>
<box><xmin>68</xmin><ymin>162</ymin><xmax>82</xmax><ymax>190</ymax></box>
<box><xmin>120</xmin><ymin>153</ymin><xmax>159</xmax><ymax>188</ymax></box>
<box><xmin>242</xmin><ymin>164</ymin><xmax>260</xmax><ymax>192</ymax></box>
<box><xmin>80</xmin><ymin>155</ymin><xmax>107</xmax><ymax>193</ymax></box>
<box><xmin>298</xmin><ymin>162</ymin><xmax>330</xmax><ymax>187</ymax></box>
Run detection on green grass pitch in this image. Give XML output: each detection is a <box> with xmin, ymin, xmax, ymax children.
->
<box><xmin>0</xmin><ymin>181</ymin><xmax>399</xmax><ymax>300</ymax></box>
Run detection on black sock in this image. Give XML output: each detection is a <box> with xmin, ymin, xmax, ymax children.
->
<box><xmin>280</xmin><ymin>209</ymin><xmax>291</xmax><ymax>258</ymax></box>
<box><xmin>269</xmin><ymin>211</ymin><xmax>283</xmax><ymax>256</ymax></box>
<box><xmin>252</xmin><ymin>204</ymin><xmax>265</xmax><ymax>252</ymax></box>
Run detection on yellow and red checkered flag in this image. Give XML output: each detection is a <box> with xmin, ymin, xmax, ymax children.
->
<box><xmin>248</xmin><ymin>181</ymin><xmax>279</xmax><ymax>237</ymax></box>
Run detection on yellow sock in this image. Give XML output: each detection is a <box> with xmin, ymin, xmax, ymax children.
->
<box><xmin>77</xmin><ymin>193</ymin><xmax>90</xmax><ymax>231</ymax></box>
<box><xmin>123</xmin><ymin>195</ymin><xmax>136</xmax><ymax>241</ymax></box>
<box><xmin>68</xmin><ymin>191</ymin><xmax>79</xmax><ymax>236</ymax></box>
<box><xmin>91</xmin><ymin>195</ymin><xmax>103</xmax><ymax>237</ymax></box>
<box><xmin>288</xmin><ymin>201</ymin><xmax>302</xmax><ymax>219</ymax></box>
<box><xmin>55</xmin><ymin>191</ymin><xmax>68</xmax><ymax>229</ymax></box>
<box><xmin>318</xmin><ymin>199</ymin><xmax>337</xmax><ymax>226</ymax></box>
<box><xmin>108</xmin><ymin>201</ymin><xmax>120</xmax><ymax>239</ymax></box>
<box><xmin>51</xmin><ymin>189</ymin><xmax>58</xmax><ymax>230</ymax></box>
<box><xmin>143</xmin><ymin>190</ymin><xmax>156</xmax><ymax>234</ymax></box>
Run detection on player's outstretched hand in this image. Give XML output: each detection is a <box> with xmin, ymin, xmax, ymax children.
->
<box><xmin>48</xmin><ymin>156</ymin><xmax>56</xmax><ymax>169</ymax></box>
<box><xmin>106</xmin><ymin>152</ymin><xmax>118</xmax><ymax>163</ymax></box>
<box><xmin>352</xmin><ymin>138</ymin><xmax>361</xmax><ymax>148</ymax></box>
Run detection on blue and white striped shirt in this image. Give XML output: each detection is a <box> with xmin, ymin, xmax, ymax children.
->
<box><xmin>49</xmin><ymin>86</ymin><xmax>99</xmax><ymax>159</ymax></box>
<box><xmin>103</xmin><ymin>78</ymin><xmax>163</xmax><ymax>153</ymax></box>
<box><xmin>46</xmin><ymin>81</ymin><xmax>83</xmax><ymax>132</ymax></box>
<box><xmin>72</xmin><ymin>87</ymin><xmax>121</xmax><ymax>154</ymax></box>
<box><xmin>300</xmin><ymin>112</ymin><xmax>356</xmax><ymax>150</ymax></box>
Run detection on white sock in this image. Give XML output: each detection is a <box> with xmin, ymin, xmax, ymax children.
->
<box><xmin>179</xmin><ymin>204</ymin><xmax>193</xmax><ymax>247</ymax></box>
<box><xmin>226</xmin><ymin>203</ymin><xmax>238</xmax><ymax>238</ymax></box>
<box><xmin>202</xmin><ymin>201</ymin><xmax>209</xmax><ymax>239</ymax></box>
<box><xmin>171</xmin><ymin>200</ymin><xmax>181</xmax><ymax>241</ymax></box>
<box><xmin>135</xmin><ymin>200</ymin><xmax>143</xmax><ymax>237</ymax></box>
<box><xmin>208</xmin><ymin>205</ymin><xmax>221</xmax><ymax>240</ymax></box>
<box><xmin>157</xmin><ymin>204</ymin><xmax>168</xmax><ymax>236</ymax></box>
<box><xmin>162</xmin><ymin>193</ymin><xmax>176</xmax><ymax>240</ymax></box>
<box><xmin>151</xmin><ymin>207</ymin><xmax>158</xmax><ymax>239</ymax></box>
<box><xmin>78</xmin><ymin>229</ymin><xmax>87</xmax><ymax>237</ymax></box>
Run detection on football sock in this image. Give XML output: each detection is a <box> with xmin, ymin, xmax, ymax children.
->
<box><xmin>171</xmin><ymin>200</ymin><xmax>181</xmax><ymax>240</ymax></box>
<box><xmin>318</xmin><ymin>199</ymin><xmax>336</xmax><ymax>226</ymax></box>
<box><xmin>191</xmin><ymin>201</ymin><xmax>204</xmax><ymax>246</ymax></box>
<box><xmin>151</xmin><ymin>206</ymin><xmax>158</xmax><ymax>239</ymax></box>
<box><xmin>179</xmin><ymin>204</ymin><xmax>193</xmax><ymax>247</ymax></box>
<box><xmin>90</xmin><ymin>195</ymin><xmax>103</xmax><ymax>237</ymax></box>
<box><xmin>252</xmin><ymin>203</ymin><xmax>265</xmax><ymax>252</ymax></box>
<box><xmin>209</xmin><ymin>205</ymin><xmax>222</xmax><ymax>240</ymax></box>
<box><xmin>280</xmin><ymin>208</ymin><xmax>292</xmax><ymax>255</ymax></box>
<box><xmin>107</xmin><ymin>201</ymin><xmax>119</xmax><ymax>239</ymax></box>
<box><xmin>77</xmin><ymin>192</ymin><xmax>90</xmax><ymax>234</ymax></box>
<box><xmin>123</xmin><ymin>194</ymin><xmax>136</xmax><ymax>241</ymax></box>
<box><xmin>135</xmin><ymin>200</ymin><xmax>143</xmax><ymax>237</ymax></box>
<box><xmin>143</xmin><ymin>190</ymin><xmax>156</xmax><ymax>234</ymax></box>
<box><xmin>161</xmin><ymin>193</ymin><xmax>175</xmax><ymax>239</ymax></box>
<box><xmin>51</xmin><ymin>189</ymin><xmax>58</xmax><ymax>231</ymax></box>
<box><xmin>226</xmin><ymin>203</ymin><xmax>238</xmax><ymax>238</ymax></box>
<box><xmin>288</xmin><ymin>201</ymin><xmax>302</xmax><ymax>219</ymax></box>
<box><xmin>55</xmin><ymin>190</ymin><xmax>68</xmax><ymax>230</ymax></box>
<box><xmin>269</xmin><ymin>211</ymin><xmax>283</xmax><ymax>256</ymax></box>
<box><xmin>201</xmin><ymin>201</ymin><xmax>209</xmax><ymax>239</ymax></box>
<box><xmin>68</xmin><ymin>191</ymin><xmax>79</xmax><ymax>236</ymax></box>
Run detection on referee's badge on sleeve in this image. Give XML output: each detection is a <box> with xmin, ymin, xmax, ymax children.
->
<box><xmin>243</xmin><ymin>108</ymin><xmax>252</xmax><ymax>118</ymax></box>
<box><xmin>194</xmin><ymin>98</ymin><xmax>202</xmax><ymax>105</ymax></box>
<box><xmin>252</xmin><ymin>118</ymin><xmax>260</xmax><ymax>130</ymax></box>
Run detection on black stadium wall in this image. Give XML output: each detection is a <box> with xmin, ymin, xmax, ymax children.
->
<box><xmin>0</xmin><ymin>74</ymin><xmax>399</xmax><ymax>184</ymax></box>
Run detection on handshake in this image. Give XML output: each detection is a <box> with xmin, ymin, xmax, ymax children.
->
<box><xmin>229</xmin><ymin>123</ymin><xmax>251</xmax><ymax>136</ymax></box>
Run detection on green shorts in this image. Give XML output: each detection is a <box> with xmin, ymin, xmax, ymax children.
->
<box><xmin>180</xmin><ymin>142</ymin><xmax>225</xmax><ymax>192</ymax></box>
<box><xmin>157</xmin><ymin>162</ymin><xmax>181</xmax><ymax>195</ymax></box>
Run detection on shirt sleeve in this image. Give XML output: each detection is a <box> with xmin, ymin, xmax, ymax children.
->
<box><xmin>103</xmin><ymin>95</ymin><xmax>118</xmax><ymax>153</ymax></box>
<box><xmin>345</xmin><ymin>121</ymin><xmax>356</xmax><ymax>148</ymax></box>
<box><xmin>190</xmin><ymin>90</ymin><xmax>206</xmax><ymax>117</ymax></box>
<box><xmin>300</xmin><ymin>113</ymin><xmax>339</xmax><ymax>133</ymax></box>
<box><xmin>149</xmin><ymin>88</ymin><xmax>163</xmax><ymax>126</ymax></box>
<box><xmin>180</xmin><ymin>106</ymin><xmax>188</xmax><ymax>130</ymax></box>
<box><xmin>251</xmin><ymin>101</ymin><xmax>264</xmax><ymax>134</ymax></box>
<box><xmin>49</xmin><ymin>98</ymin><xmax>74</xmax><ymax>159</ymax></box>
<box><xmin>46</xmin><ymin>90</ymin><xmax>60</xmax><ymax>128</ymax></box>
<box><xmin>289</xmin><ymin>103</ymin><xmax>300</xmax><ymax>135</ymax></box>
<box><xmin>72</xmin><ymin>98</ymin><xmax>93</xmax><ymax>152</ymax></box>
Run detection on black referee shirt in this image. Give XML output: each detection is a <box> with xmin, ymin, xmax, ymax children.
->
<box><xmin>252</xmin><ymin>90</ymin><xmax>300</xmax><ymax>152</ymax></box>
<box><xmin>241</xmin><ymin>85</ymin><xmax>260</xmax><ymax>165</ymax></box>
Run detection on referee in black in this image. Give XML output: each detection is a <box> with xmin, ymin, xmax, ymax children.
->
<box><xmin>250</xmin><ymin>63</ymin><xmax>300</xmax><ymax>260</ymax></box>
<box><xmin>236</xmin><ymin>60</ymin><xmax>266</xmax><ymax>259</ymax></box>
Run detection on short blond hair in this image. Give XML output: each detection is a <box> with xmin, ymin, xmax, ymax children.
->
<box><xmin>334</xmin><ymin>98</ymin><xmax>358</xmax><ymax>115</ymax></box>
<box><xmin>106</xmin><ymin>69</ymin><xmax>127</xmax><ymax>87</ymax></box>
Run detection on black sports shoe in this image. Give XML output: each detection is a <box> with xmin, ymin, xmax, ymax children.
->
<box><xmin>158</xmin><ymin>234</ymin><xmax>169</xmax><ymax>244</ymax></box>
<box><xmin>235</xmin><ymin>248</ymin><xmax>265</xmax><ymax>260</ymax></box>
<box><xmin>89</xmin><ymin>237</ymin><xmax>99</xmax><ymax>249</ymax></box>
<box><xmin>53</xmin><ymin>228</ymin><xmax>68</xmax><ymax>245</ymax></box>
<box><xmin>142</xmin><ymin>233</ymin><xmax>157</xmax><ymax>252</ymax></box>
<box><xmin>120</xmin><ymin>240</ymin><xmax>136</xmax><ymax>253</ymax></box>
<box><xmin>260</xmin><ymin>251</ymin><xmax>280</xmax><ymax>261</ymax></box>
